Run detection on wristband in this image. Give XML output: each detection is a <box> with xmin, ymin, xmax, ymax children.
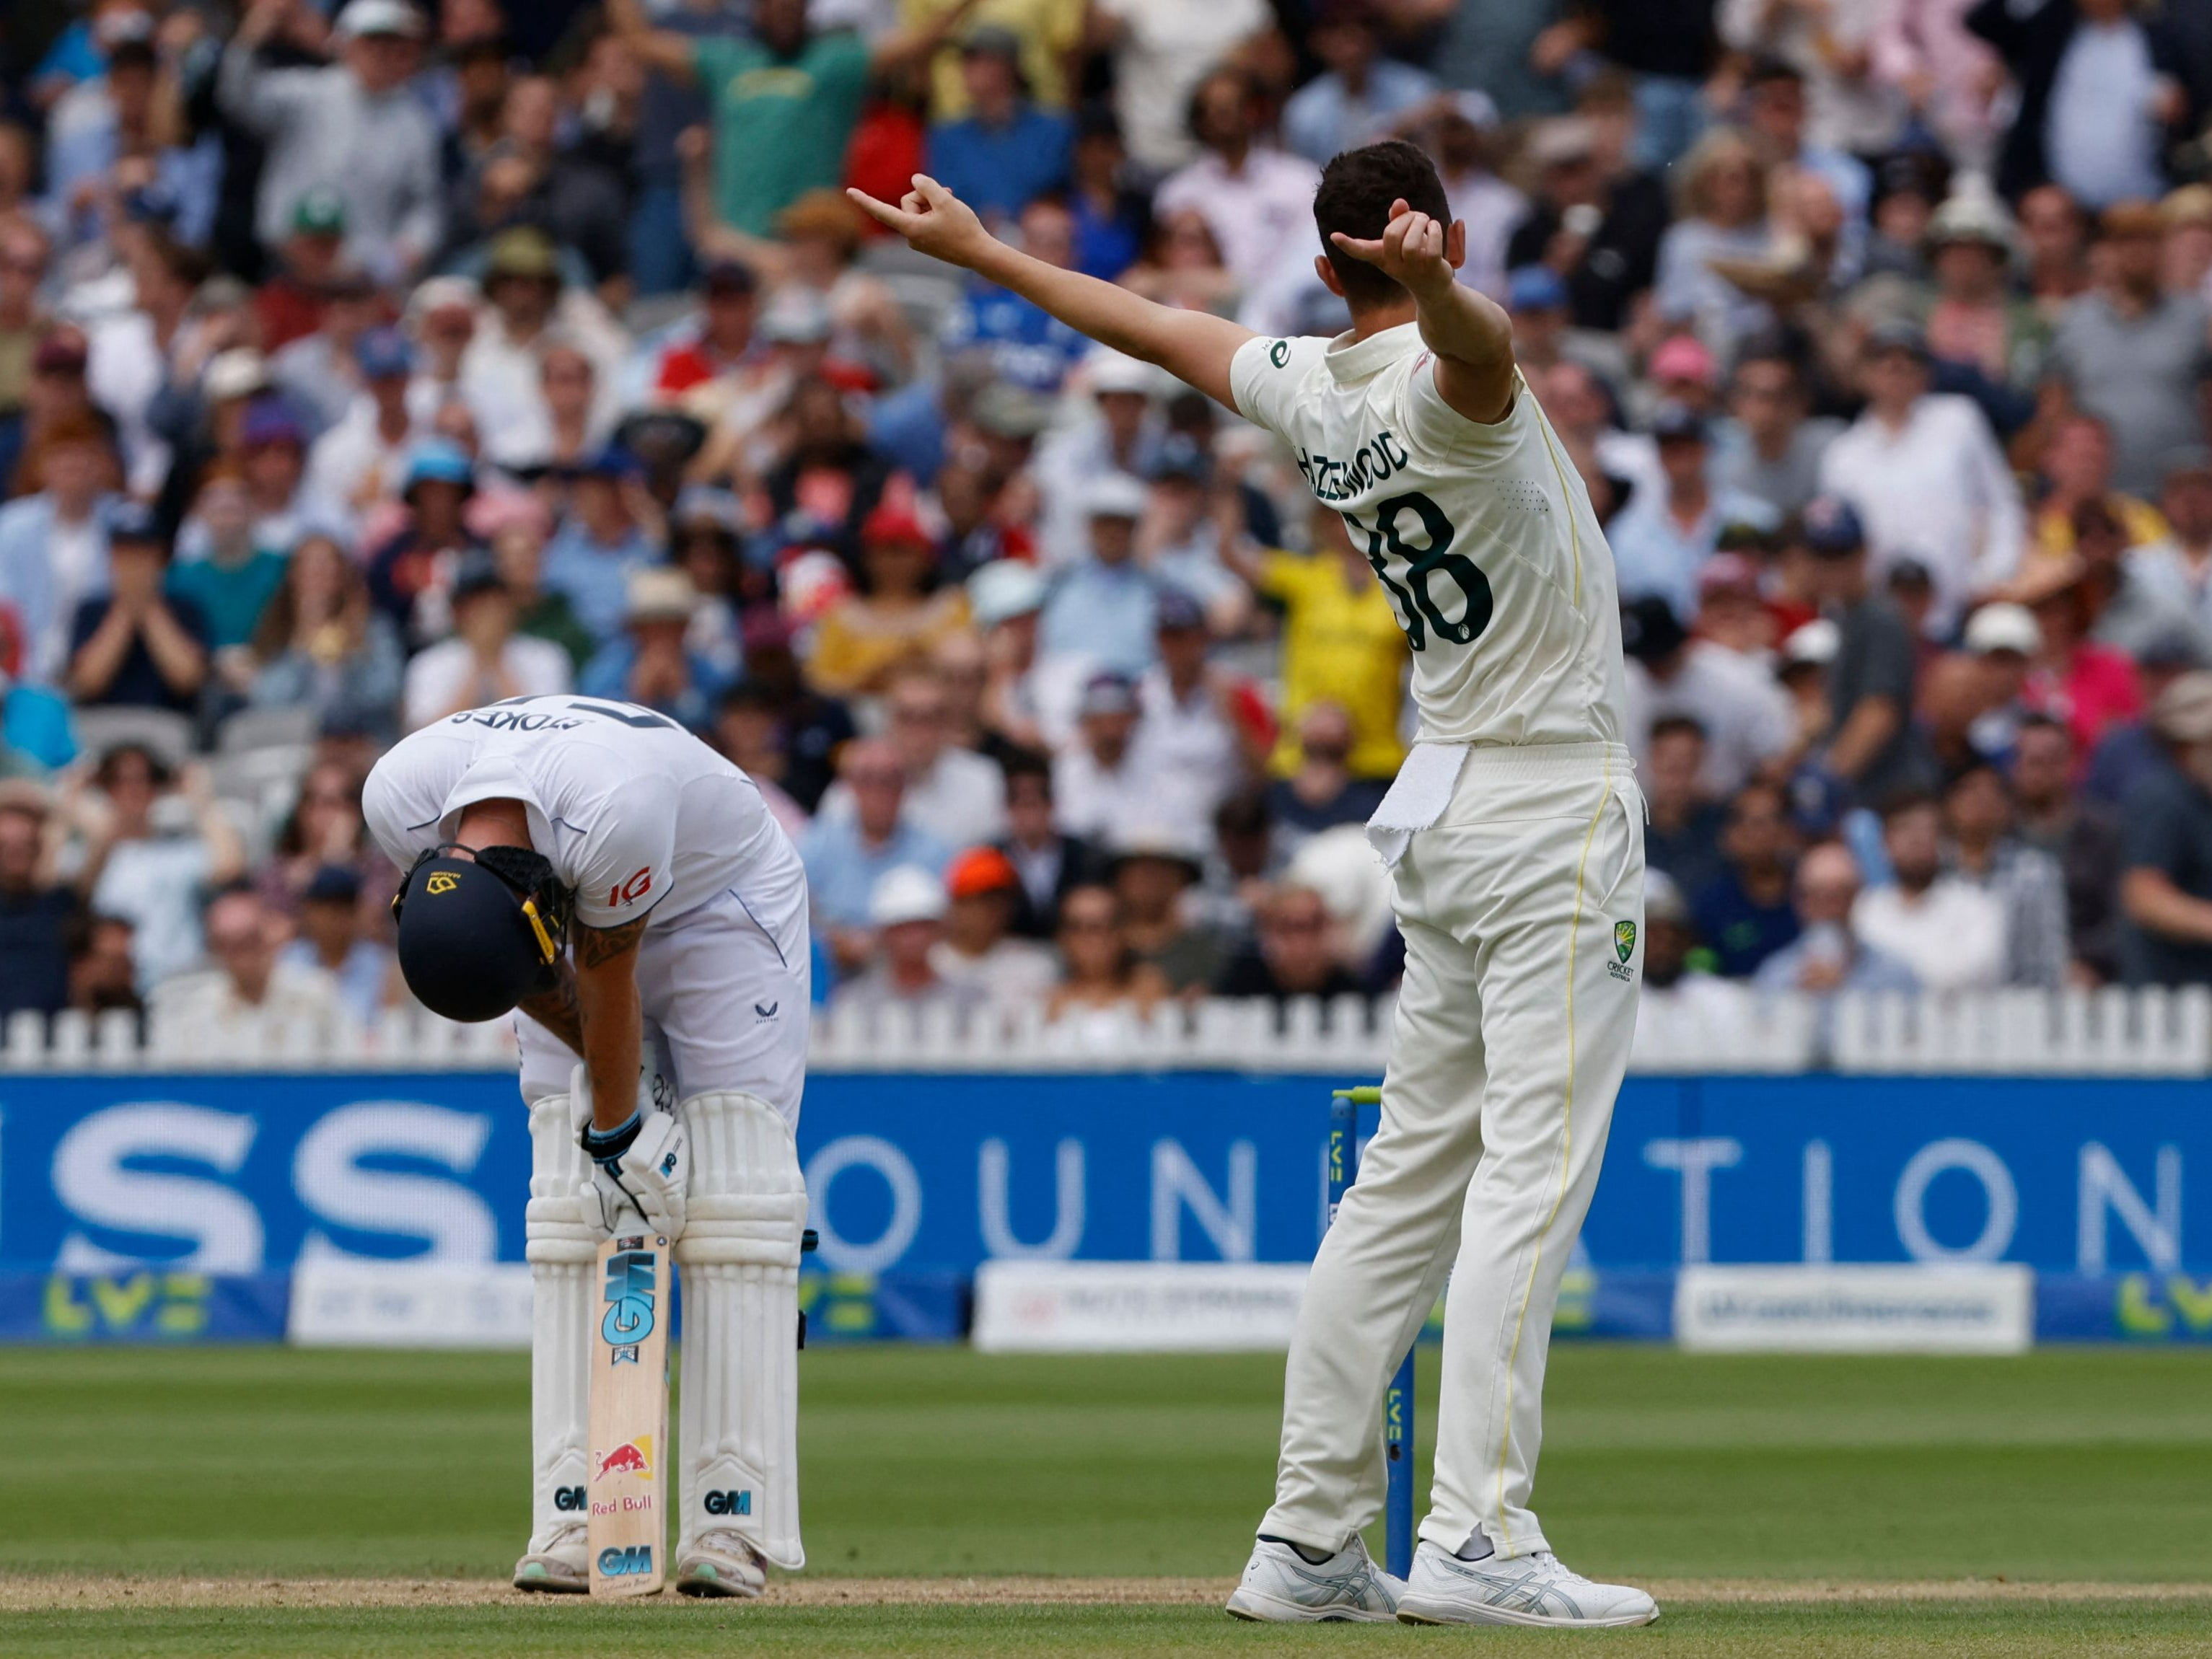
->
<box><xmin>579</xmin><ymin>1106</ymin><xmax>644</xmax><ymax>1165</ymax></box>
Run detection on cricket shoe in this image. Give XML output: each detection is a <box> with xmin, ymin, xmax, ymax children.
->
<box><xmin>1224</xmin><ymin>1534</ymin><xmax>1403</xmax><ymax>1623</ymax></box>
<box><xmin>512</xmin><ymin>1523</ymin><xmax>589</xmax><ymax>1594</ymax></box>
<box><xmin>675</xmin><ymin>1530</ymin><xmax>768</xmax><ymax>1598</ymax></box>
<box><xmin>1397</xmin><ymin>1539</ymin><xmax>1659</xmax><ymax>1627</ymax></box>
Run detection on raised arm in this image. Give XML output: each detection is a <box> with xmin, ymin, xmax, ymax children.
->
<box><xmin>850</xmin><ymin>175</ymin><xmax>1255</xmax><ymax>410</ymax></box>
<box><xmin>605</xmin><ymin>0</ymin><xmax>701</xmax><ymax>84</ymax></box>
<box><xmin>1327</xmin><ymin>196</ymin><xmax>1516</xmax><ymax>424</ymax></box>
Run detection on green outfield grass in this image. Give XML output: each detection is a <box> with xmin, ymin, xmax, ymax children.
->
<box><xmin>1</xmin><ymin>1343</ymin><xmax>2208</xmax><ymax>1655</ymax></box>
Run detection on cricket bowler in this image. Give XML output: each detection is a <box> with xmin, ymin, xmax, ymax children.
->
<box><xmin>854</xmin><ymin>141</ymin><xmax>1654</xmax><ymax>1627</ymax></box>
<box><xmin>364</xmin><ymin>694</ymin><xmax>810</xmax><ymax>1596</ymax></box>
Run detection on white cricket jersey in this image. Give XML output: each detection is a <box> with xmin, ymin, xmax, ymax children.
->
<box><xmin>363</xmin><ymin>696</ymin><xmax>805</xmax><ymax>933</ymax></box>
<box><xmin>1231</xmin><ymin>324</ymin><xmax>1627</xmax><ymax>749</ymax></box>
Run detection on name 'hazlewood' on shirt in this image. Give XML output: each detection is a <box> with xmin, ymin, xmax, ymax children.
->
<box><xmin>1294</xmin><ymin>431</ymin><xmax>1413</xmax><ymax>504</ymax></box>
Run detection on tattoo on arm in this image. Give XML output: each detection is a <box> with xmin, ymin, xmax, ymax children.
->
<box><xmin>517</xmin><ymin>961</ymin><xmax>585</xmax><ymax>1057</ymax></box>
<box><xmin>575</xmin><ymin>914</ymin><xmax>650</xmax><ymax>969</ymax></box>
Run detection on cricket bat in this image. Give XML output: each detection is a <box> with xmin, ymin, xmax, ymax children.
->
<box><xmin>587</xmin><ymin>1225</ymin><xmax>671</xmax><ymax>1597</ymax></box>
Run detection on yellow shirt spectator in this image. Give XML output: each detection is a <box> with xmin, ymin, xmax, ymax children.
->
<box><xmin>903</xmin><ymin>0</ymin><xmax>1084</xmax><ymax>120</ymax></box>
<box><xmin>1258</xmin><ymin>542</ymin><xmax>1408</xmax><ymax>780</ymax></box>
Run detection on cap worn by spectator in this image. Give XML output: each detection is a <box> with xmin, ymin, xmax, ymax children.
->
<box><xmin>1925</xmin><ymin>193</ymin><xmax>2014</xmax><ymax>254</ymax></box>
<box><xmin>1150</xmin><ymin>433</ymin><xmax>1212</xmax><ymax>486</ymax></box>
<box><xmin>2138</xmin><ymin>628</ymin><xmax>2206</xmax><ymax>673</ymax></box>
<box><xmin>1800</xmin><ymin>496</ymin><xmax>1865</xmax><ymax>557</ymax></box>
<box><xmin>1620</xmin><ymin>596</ymin><xmax>1687</xmax><ymax>663</ymax></box>
<box><xmin>971</xmin><ymin>382</ymin><xmax>1055</xmax><ymax>440</ymax></box>
<box><xmin>581</xmin><ymin>444</ymin><xmax>644</xmax><ymax>482</ymax></box>
<box><xmin>1650</xmin><ymin>336</ymin><xmax>1718</xmax><ymax>389</ymax></box>
<box><xmin>2151</xmin><ymin>672</ymin><xmax>2212</xmax><ymax>743</ymax></box>
<box><xmin>759</xmin><ymin>288</ymin><xmax>833</xmax><ymax>346</ymax></box>
<box><xmin>1087</xmin><ymin>351</ymin><xmax>1160</xmax><ymax>398</ymax></box>
<box><xmin>484</xmin><ymin>226</ymin><xmax>561</xmax><ymax>286</ymax></box>
<box><xmin>403</xmin><ymin>439</ymin><xmax>475</xmax><ymax>493</ymax></box>
<box><xmin>870</xmin><ymin>864</ymin><xmax>949</xmax><ymax>928</ymax></box>
<box><xmin>1963</xmin><ymin>601</ymin><xmax>2042</xmax><ymax>658</ymax></box>
<box><xmin>354</xmin><ymin>326</ymin><xmax>413</xmax><ymax>380</ymax></box>
<box><xmin>1886</xmin><ymin>555</ymin><xmax>1934</xmax><ymax>595</ymax></box>
<box><xmin>1507</xmin><ymin>265</ymin><xmax>1568</xmax><ymax>313</ymax></box>
<box><xmin>861</xmin><ymin>503</ymin><xmax>934</xmax><ymax>551</ymax></box>
<box><xmin>626</xmin><ymin>568</ymin><xmax>698</xmax><ymax>625</ymax></box>
<box><xmin>1644</xmin><ymin>867</ymin><xmax>1690</xmax><ymax>927</ymax></box>
<box><xmin>1697</xmin><ymin>551</ymin><xmax>1760</xmax><ymax>599</ymax></box>
<box><xmin>105</xmin><ymin>499</ymin><xmax>164</xmax><ymax>546</ymax></box>
<box><xmin>1529</xmin><ymin>118</ymin><xmax>1597</xmax><ymax>168</ymax></box>
<box><xmin>2161</xmin><ymin>186</ymin><xmax>2212</xmax><ymax>232</ymax></box>
<box><xmin>1781</xmin><ymin>617</ymin><xmax>1840</xmax><ymax>672</ymax></box>
<box><xmin>2099</xmin><ymin>200</ymin><xmax>2163</xmax><ymax>241</ymax></box>
<box><xmin>408</xmin><ymin>276</ymin><xmax>479</xmax><ymax>325</ymax></box>
<box><xmin>703</xmin><ymin>259</ymin><xmax>758</xmax><ymax>297</ymax></box>
<box><xmin>451</xmin><ymin>549</ymin><xmax>506</xmax><ymax>604</ymax></box>
<box><xmin>204</xmin><ymin>348</ymin><xmax>271</xmax><ymax>402</ymax></box>
<box><xmin>304</xmin><ymin>865</ymin><xmax>364</xmax><ymax>907</ymax></box>
<box><xmin>1864</xmin><ymin>318</ymin><xmax>1930</xmax><ymax>361</ymax></box>
<box><xmin>334</xmin><ymin>0</ymin><xmax>426</xmax><ymax>41</ymax></box>
<box><xmin>1107</xmin><ymin>823</ymin><xmax>1206</xmax><ymax>877</ymax></box>
<box><xmin>34</xmin><ymin>335</ymin><xmax>89</xmax><ymax>377</ymax></box>
<box><xmin>967</xmin><ymin>559</ymin><xmax>1048</xmax><ymax>628</ymax></box>
<box><xmin>1078</xmin><ymin>671</ymin><xmax>1141</xmax><ymax>718</ymax></box>
<box><xmin>1443</xmin><ymin>90</ymin><xmax>1500</xmax><ymax>131</ymax></box>
<box><xmin>1651</xmin><ymin>402</ymin><xmax>1708</xmax><ymax>445</ymax></box>
<box><xmin>672</xmin><ymin>485</ymin><xmax>743</xmax><ymax>537</ymax></box>
<box><xmin>960</xmin><ymin>23</ymin><xmax>1025</xmax><ymax>61</ymax></box>
<box><xmin>946</xmin><ymin>846</ymin><xmax>1021</xmax><ymax>899</ymax></box>
<box><xmin>1155</xmin><ymin>588</ymin><xmax>1206</xmax><ymax>633</ymax></box>
<box><xmin>242</xmin><ymin>400</ymin><xmax>307</xmax><ymax>451</ymax></box>
<box><xmin>1082</xmin><ymin>472</ymin><xmax>1149</xmax><ymax>522</ymax></box>
<box><xmin>292</xmin><ymin>187</ymin><xmax>348</xmax><ymax>239</ymax></box>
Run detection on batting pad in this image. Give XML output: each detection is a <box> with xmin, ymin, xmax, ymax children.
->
<box><xmin>525</xmin><ymin>1090</ymin><xmax>596</xmax><ymax>1555</ymax></box>
<box><xmin>673</xmin><ymin>1090</ymin><xmax>808</xmax><ymax>1570</ymax></box>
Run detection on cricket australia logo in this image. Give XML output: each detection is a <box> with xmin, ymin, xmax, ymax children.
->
<box><xmin>1610</xmin><ymin>920</ymin><xmax>1638</xmax><ymax>982</ymax></box>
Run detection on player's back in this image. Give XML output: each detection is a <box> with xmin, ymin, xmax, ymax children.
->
<box><xmin>1232</xmin><ymin>324</ymin><xmax>1625</xmax><ymax>750</ymax></box>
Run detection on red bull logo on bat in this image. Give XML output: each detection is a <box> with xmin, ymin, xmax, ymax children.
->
<box><xmin>594</xmin><ymin>1435</ymin><xmax>653</xmax><ymax>1481</ymax></box>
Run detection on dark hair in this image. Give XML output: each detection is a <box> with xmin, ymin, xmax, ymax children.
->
<box><xmin>1744</xmin><ymin>54</ymin><xmax>1804</xmax><ymax>91</ymax></box>
<box><xmin>1649</xmin><ymin>713</ymin><xmax>1709</xmax><ymax>748</ymax></box>
<box><xmin>2015</xmin><ymin>711</ymin><xmax>2072</xmax><ymax>747</ymax></box>
<box><xmin>1313</xmin><ymin>140</ymin><xmax>1452</xmax><ymax>309</ymax></box>
<box><xmin>1877</xmin><ymin>786</ymin><xmax>1941</xmax><ymax>823</ymax></box>
<box><xmin>1000</xmin><ymin>747</ymin><xmax>1054</xmax><ymax>791</ymax></box>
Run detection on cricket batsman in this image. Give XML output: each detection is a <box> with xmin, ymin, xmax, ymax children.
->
<box><xmin>855</xmin><ymin>142</ymin><xmax>1654</xmax><ymax>1627</ymax></box>
<box><xmin>364</xmin><ymin>695</ymin><xmax>810</xmax><ymax>1597</ymax></box>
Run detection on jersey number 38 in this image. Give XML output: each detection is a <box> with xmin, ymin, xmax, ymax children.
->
<box><xmin>1339</xmin><ymin>491</ymin><xmax>1493</xmax><ymax>653</ymax></box>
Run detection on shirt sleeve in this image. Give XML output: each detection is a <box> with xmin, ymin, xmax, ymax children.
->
<box><xmin>2121</xmin><ymin>776</ymin><xmax>2192</xmax><ymax>877</ymax></box>
<box><xmin>1229</xmin><ymin>333</ymin><xmax>1322</xmax><ymax>440</ymax></box>
<box><xmin>567</xmin><ymin>772</ymin><xmax>681</xmax><ymax>929</ymax></box>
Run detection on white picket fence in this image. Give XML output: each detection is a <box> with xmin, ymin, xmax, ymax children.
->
<box><xmin>1</xmin><ymin>988</ymin><xmax>2206</xmax><ymax>1077</ymax></box>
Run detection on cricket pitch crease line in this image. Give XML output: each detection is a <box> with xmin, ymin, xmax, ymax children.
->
<box><xmin>4</xmin><ymin>1577</ymin><xmax>2212</xmax><ymax>1611</ymax></box>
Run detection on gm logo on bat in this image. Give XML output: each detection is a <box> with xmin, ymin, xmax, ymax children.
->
<box><xmin>598</xmin><ymin>1545</ymin><xmax>654</xmax><ymax>1576</ymax></box>
<box><xmin>602</xmin><ymin>1247</ymin><xmax>657</xmax><ymax>1347</ymax></box>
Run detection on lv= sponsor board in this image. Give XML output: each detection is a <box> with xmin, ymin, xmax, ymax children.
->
<box><xmin>588</xmin><ymin>1228</ymin><xmax>670</xmax><ymax>1596</ymax></box>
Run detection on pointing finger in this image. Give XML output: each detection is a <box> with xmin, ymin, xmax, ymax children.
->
<box><xmin>846</xmin><ymin>188</ymin><xmax>916</xmax><ymax>234</ymax></box>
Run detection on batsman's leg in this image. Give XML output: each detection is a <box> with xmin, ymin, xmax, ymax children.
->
<box><xmin>516</xmin><ymin>1082</ymin><xmax>596</xmax><ymax>1593</ymax></box>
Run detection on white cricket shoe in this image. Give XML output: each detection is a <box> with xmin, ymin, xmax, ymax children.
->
<box><xmin>512</xmin><ymin>1523</ymin><xmax>589</xmax><ymax>1594</ymax></box>
<box><xmin>1397</xmin><ymin>1539</ymin><xmax>1659</xmax><ymax>1627</ymax></box>
<box><xmin>675</xmin><ymin>1529</ymin><xmax>768</xmax><ymax>1598</ymax></box>
<box><xmin>1224</xmin><ymin>1534</ymin><xmax>1404</xmax><ymax>1623</ymax></box>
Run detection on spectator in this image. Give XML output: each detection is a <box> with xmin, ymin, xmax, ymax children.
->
<box><xmin>460</xmin><ymin>228</ymin><xmax>623</xmax><ymax>472</ymax></box>
<box><xmin>1133</xmin><ymin>589</ymin><xmax>1254</xmax><ymax>830</ymax></box>
<box><xmin>923</xmin><ymin>28</ymin><xmax>1073</xmax><ymax>229</ymax></box>
<box><xmin>2007</xmin><ymin>561</ymin><xmax>2143</xmax><ymax>757</ymax></box>
<box><xmin>1637</xmin><ymin>868</ymin><xmax>1757</xmax><ymax>1038</ymax></box>
<box><xmin>1967</xmin><ymin>0</ymin><xmax>2190</xmax><ymax>210</ymax></box>
<box><xmin>823</xmin><ymin>666</ymin><xmax>1006</xmax><ymax>848</ymax></box>
<box><xmin>1054</xmin><ymin>670</ymin><xmax>1169</xmax><ymax>845</ymax></box>
<box><xmin>270</xmin><ymin>269</ymin><xmax>379</xmax><ymax>439</ymax></box>
<box><xmin>1090</xmin><ymin>0</ymin><xmax>1271</xmax><ymax>177</ymax></box>
<box><xmin>541</xmin><ymin>446</ymin><xmax>660</xmax><ymax>647</ymax></box>
<box><xmin>1817</xmin><ymin>321</ymin><xmax>2023</xmax><ymax>630</ymax></box>
<box><xmin>1941</xmin><ymin>760</ymin><xmax>2070</xmax><ymax>987</ymax></box>
<box><xmin>1798</xmin><ymin>496</ymin><xmax>1935</xmax><ymax>802</ymax></box>
<box><xmin>2117</xmin><ymin>672</ymin><xmax>2212</xmax><ymax>985</ymax></box>
<box><xmin>166</xmin><ymin>469</ymin><xmax>288</xmax><ymax>670</ymax></box>
<box><xmin>1038</xmin><ymin>472</ymin><xmax>1156</xmax><ymax>677</ymax></box>
<box><xmin>66</xmin><ymin>910</ymin><xmax>143</xmax><ymax>1018</ymax></box>
<box><xmin>248</xmin><ymin>534</ymin><xmax>406</xmax><ymax>741</ymax></box>
<box><xmin>69</xmin><ymin>747</ymin><xmax>247</xmax><ymax>990</ymax></box>
<box><xmin>1693</xmin><ymin>779</ymin><xmax>1801</xmax><ymax>977</ymax></box>
<box><xmin>1754</xmin><ymin>840</ymin><xmax>1920</xmax><ymax>995</ymax></box>
<box><xmin>66</xmin><ymin>503</ymin><xmax>208</xmax><ymax>714</ymax></box>
<box><xmin>1065</xmin><ymin>106</ymin><xmax>1149</xmax><ymax>284</ymax></box>
<box><xmin>2051</xmin><ymin>203</ymin><xmax>2212</xmax><ymax>499</ymax></box>
<box><xmin>276</xmin><ymin>863</ymin><xmax>391</xmax><ymax>1024</ymax></box>
<box><xmin>1282</xmin><ymin>2</ymin><xmax>1436</xmax><ymax>167</ymax></box>
<box><xmin>0</xmin><ymin>780</ymin><xmax>72</xmax><ymax>1016</ymax></box>
<box><xmin>2126</xmin><ymin>446</ymin><xmax>2212</xmax><ymax>645</ymax></box>
<box><xmin>0</xmin><ymin>411</ymin><xmax>112</xmax><ymax>685</ymax></box>
<box><xmin>1265</xmin><ymin>702</ymin><xmax>1387</xmax><ymax>845</ymax></box>
<box><xmin>1044</xmin><ymin>880</ymin><xmax>1167</xmax><ymax>1022</ymax></box>
<box><xmin>2029</xmin><ymin>412</ymin><xmax>2164</xmax><ymax>566</ymax></box>
<box><xmin>1711</xmin><ymin>336</ymin><xmax>1843</xmax><ymax>519</ymax></box>
<box><xmin>365</xmin><ymin>439</ymin><xmax>480</xmax><ymax>645</ymax></box>
<box><xmin>1606</xmin><ymin>405</ymin><xmax>1778</xmax><ymax>619</ymax></box>
<box><xmin>1502</xmin><ymin>115</ymin><xmax>1670</xmax><ymax>335</ymax></box>
<box><xmin>1653</xmin><ymin>128</ymin><xmax>1776</xmax><ymax>354</ymax></box>
<box><xmin>1107</xmin><ymin>824</ymin><xmax>1226</xmax><ymax>994</ymax></box>
<box><xmin>933</xmin><ymin>845</ymin><xmax>1058</xmax><ymax>1003</ymax></box>
<box><xmin>1920</xmin><ymin>193</ymin><xmax>2049</xmax><ymax>410</ymax></box>
<box><xmin>1643</xmin><ymin>715</ymin><xmax>1730</xmax><ymax>901</ymax></box>
<box><xmin>1852</xmin><ymin>789</ymin><xmax>2008</xmax><ymax>991</ymax></box>
<box><xmin>994</xmin><ymin>747</ymin><xmax>1098</xmax><ymax>939</ymax></box>
<box><xmin>578</xmin><ymin>568</ymin><xmax>726</xmax><ymax>730</ymax></box>
<box><xmin>1033</xmin><ymin>351</ymin><xmax>1163</xmax><ymax>559</ymax></box>
<box><xmin>1153</xmin><ymin>69</ymin><xmax>1320</xmax><ymax>294</ymax></box>
<box><xmin>968</xmin><ymin>559</ymin><xmax>1057</xmax><ymax>754</ymax></box>
<box><xmin>2010</xmin><ymin>712</ymin><xmax>2124</xmax><ymax>980</ymax></box>
<box><xmin>1401</xmin><ymin>92</ymin><xmax>1524</xmax><ymax>303</ymax></box>
<box><xmin>403</xmin><ymin>550</ymin><xmax>571</xmax><ymax>730</ymax></box>
<box><xmin>805</xmin><ymin>506</ymin><xmax>970</xmax><ymax>699</ymax></box>
<box><xmin>1620</xmin><ymin>597</ymin><xmax>1794</xmax><ymax>799</ymax></box>
<box><xmin>256</xmin><ymin>189</ymin><xmax>351</xmax><ymax>353</ymax></box>
<box><xmin>799</xmin><ymin>737</ymin><xmax>951</xmax><ymax>974</ymax></box>
<box><xmin>831</xmin><ymin>863</ymin><xmax>988</xmax><ymax>1018</ymax></box>
<box><xmin>1213</xmin><ymin>879</ymin><xmax>1364</xmax><ymax>1004</ymax></box>
<box><xmin>219</xmin><ymin>0</ymin><xmax>444</xmax><ymax>281</ymax></box>
<box><xmin>149</xmin><ymin>884</ymin><xmax>346</xmax><ymax>1040</ymax></box>
<box><xmin>475</xmin><ymin>492</ymin><xmax>592</xmax><ymax>674</ymax></box>
<box><xmin>735</xmin><ymin>612</ymin><xmax>856</xmax><ymax>814</ymax></box>
<box><xmin>258</xmin><ymin>758</ymin><xmax>374</xmax><ymax>917</ymax></box>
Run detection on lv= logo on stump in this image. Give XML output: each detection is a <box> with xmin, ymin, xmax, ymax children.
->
<box><xmin>588</xmin><ymin>1229</ymin><xmax>671</xmax><ymax>1596</ymax></box>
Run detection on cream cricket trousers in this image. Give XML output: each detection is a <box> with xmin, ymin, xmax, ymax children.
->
<box><xmin>1262</xmin><ymin>742</ymin><xmax>1644</xmax><ymax>1562</ymax></box>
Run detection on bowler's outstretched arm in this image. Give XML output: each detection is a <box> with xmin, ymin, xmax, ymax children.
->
<box><xmin>850</xmin><ymin>175</ymin><xmax>1255</xmax><ymax>410</ymax></box>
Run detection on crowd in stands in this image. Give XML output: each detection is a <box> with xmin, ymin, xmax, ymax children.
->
<box><xmin>3</xmin><ymin>0</ymin><xmax>2212</xmax><ymax>1051</ymax></box>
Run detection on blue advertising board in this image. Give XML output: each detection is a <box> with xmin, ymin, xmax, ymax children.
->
<box><xmin>1</xmin><ymin>1071</ymin><xmax>2208</xmax><ymax>1282</ymax></box>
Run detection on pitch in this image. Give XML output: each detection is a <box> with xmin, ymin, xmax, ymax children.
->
<box><xmin>1</xmin><ymin>1343</ymin><xmax>2207</xmax><ymax>1655</ymax></box>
